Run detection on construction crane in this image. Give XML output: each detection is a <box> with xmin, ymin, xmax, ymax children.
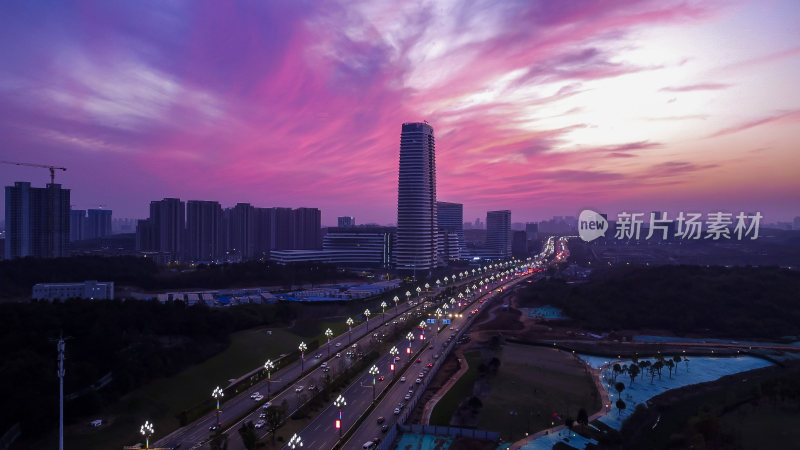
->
<box><xmin>1</xmin><ymin>160</ymin><xmax>68</xmax><ymax>257</ymax></box>
<box><xmin>1</xmin><ymin>160</ymin><xmax>67</xmax><ymax>185</ymax></box>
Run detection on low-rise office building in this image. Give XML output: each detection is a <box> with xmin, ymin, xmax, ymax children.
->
<box><xmin>33</xmin><ymin>280</ymin><xmax>114</xmax><ymax>301</ymax></box>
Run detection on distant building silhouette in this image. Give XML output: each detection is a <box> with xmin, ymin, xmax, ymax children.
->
<box><xmin>437</xmin><ymin>201</ymin><xmax>464</xmax><ymax>261</ymax></box>
<box><xmin>149</xmin><ymin>198</ymin><xmax>185</xmax><ymax>260</ymax></box>
<box><xmin>338</xmin><ymin>216</ymin><xmax>356</xmax><ymax>228</ymax></box>
<box><xmin>186</xmin><ymin>200</ymin><xmax>223</xmax><ymax>262</ymax></box>
<box><xmin>86</xmin><ymin>209</ymin><xmax>112</xmax><ymax>240</ymax></box>
<box><xmin>4</xmin><ymin>181</ymin><xmax>70</xmax><ymax>258</ymax></box>
<box><xmin>486</xmin><ymin>210</ymin><xmax>511</xmax><ymax>258</ymax></box>
<box><xmin>70</xmin><ymin>209</ymin><xmax>86</xmax><ymax>242</ymax></box>
<box><xmin>395</xmin><ymin>122</ymin><xmax>439</xmax><ymax>272</ymax></box>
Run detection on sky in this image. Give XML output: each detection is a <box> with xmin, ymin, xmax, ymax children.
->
<box><xmin>1</xmin><ymin>0</ymin><xmax>799</xmax><ymax>226</ymax></box>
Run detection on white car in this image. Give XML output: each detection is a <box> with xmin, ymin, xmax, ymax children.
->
<box><xmin>295</xmin><ymin>386</ymin><xmax>304</xmax><ymax>392</ymax></box>
<box><xmin>253</xmin><ymin>395</ymin><xmax>264</xmax><ymax>401</ymax></box>
<box><xmin>321</xmin><ymin>362</ymin><xmax>327</xmax><ymax>368</ymax></box>
<box><xmin>335</xmin><ymin>342</ymin><xmax>342</xmax><ymax>347</ymax></box>
<box><xmin>393</xmin><ymin>408</ymin><xmax>401</xmax><ymax>415</ymax></box>
<box><xmin>250</xmin><ymin>391</ymin><xmax>260</xmax><ymax>399</ymax></box>
<box><xmin>400</xmin><ymin>376</ymin><xmax>406</xmax><ymax>382</ymax></box>
<box><xmin>255</xmin><ymin>420</ymin><xmax>265</xmax><ymax>429</ymax></box>
<box><xmin>404</xmin><ymin>393</ymin><xmax>411</xmax><ymax>400</ymax></box>
<box><xmin>415</xmin><ymin>378</ymin><xmax>421</xmax><ymax>384</ymax></box>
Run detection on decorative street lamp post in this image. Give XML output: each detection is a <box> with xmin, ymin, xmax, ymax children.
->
<box><xmin>405</xmin><ymin>291</ymin><xmax>411</xmax><ymax>304</ymax></box>
<box><xmin>406</xmin><ymin>331</ymin><xmax>414</xmax><ymax>356</ymax></box>
<box><xmin>389</xmin><ymin>346</ymin><xmax>399</xmax><ymax>378</ymax></box>
<box><xmin>364</xmin><ymin>309</ymin><xmax>371</xmax><ymax>331</ymax></box>
<box><xmin>381</xmin><ymin>301</ymin><xmax>387</xmax><ymax>318</ymax></box>
<box><xmin>393</xmin><ymin>295</ymin><xmax>399</xmax><ymax>311</ymax></box>
<box><xmin>299</xmin><ymin>341</ymin><xmax>307</xmax><ymax>372</ymax></box>
<box><xmin>140</xmin><ymin>421</ymin><xmax>154</xmax><ymax>449</ymax></box>
<box><xmin>264</xmin><ymin>359</ymin><xmax>275</xmax><ymax>398</ymax></box>
<box><xmin>424</xmin><ymin>283</ymin><xmax>430</xmax><ymax>292</ymax></box>
<box><xmin>369</xmin><ymin>365</ymin><xmax>380</xmax><ymax>402</ymax></box>
<box><xmin>325</xmin><ymin>328</ymin><xmax>333</xmax><ymax>356</ymax></box>
<box><xmin>346</xmin><ymin>317</ymin><xmax>354</xmax><ymax>344</ymax></box>
<box><xmin>334</xmin><ymin>395</ymin><xmax>346</xmax><ymax>437</ymax></box>
<box><xmin>288</xmin><ymin>433</ymin><xmax>303</xmax><ymax>449</ymax></box>
<box><xmin>416</xmin><ymin>286</ymin><xmax>421</xmax><ymax>297</ymax></box>
<box><xmin>212</xmin><ymin>386</ymin><xmax>224</xmax><ymax>427</ymax></box>
<box><xmin>435</xmin><ymin>279</ymin><xmax>441</xmax><ymax>289</ymax></box>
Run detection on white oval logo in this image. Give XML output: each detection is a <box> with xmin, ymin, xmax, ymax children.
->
<box><xmin>578</xmin><ymin>210</ymin><xmax>608</xmax><ymax>242</ymax></box>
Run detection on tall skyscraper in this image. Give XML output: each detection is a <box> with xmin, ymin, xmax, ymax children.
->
<box><xmin>70</xmin><ymin>209</ymin><xmax>86</xmax><ymax>242</ymax></box>
<box><xmin>269</xmin><ymin>207</ymin><xmax>295</xmax><ymax>250</ymax></box>
<box><xmin>4</xmin><ymin>181</ymin><xmax>70</xmax><ymax>258</ymax></box>
<box><xmin>149</xmin><ymin>198</ymin><xmax>185</xmax><ymax>259</ymax></box>
<box><xmin>486</xmin><ymin>210</ymin><xmax>511</xmax><ymax>259</ymax></box>
<box><xmin>86</xmin><ymin>209</ymin><xmax>112</xmax><ymax>239</ymax></box>
<box><xmin>294</xmin><ymin>207</ymin><xmax>321</xmax><ymax>249</ymax></box>
<box><xmin>395</xmin><ymin>122</ymin><xmax>438</xmax><ymax>272</ymax></box>
<box><xmin>338</xmin><ymin>216</ymin><xmax>355</xmax><ymax>228</ymax></box>
<box><xmin>437</xmin><ymin>201</ymin><xmax>464</xmax><ymax>258</ymax></box>
<box><xmin>186</xmin><ymin>200</ymin><xmax>222</xmax><ymax>262</ymax></box>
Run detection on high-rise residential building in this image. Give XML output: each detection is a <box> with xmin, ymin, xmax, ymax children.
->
<box><xmin>135</xmin><ymin>219</ymin><xmax>154</xmax><ymax>251</ymax></box>
<box><xmin>149</xmin><ymin>198</ymin><xmax>185</xmax><ymax>259</ymax></box>
<box><xmin>395</xmin><ymin>122</ymin><xmax>438</xmax><ymax>272</ymax></box>
<box><xmin>437</xmin><ymin>201</ymin><xmax>464</xmax><ymax>259</ymax></box>
<box><xmin>338</xmin><ymin>216</ymin><xmax>356</xmax><ymax>228</ymax></box>
<box><xmin>186</xmin><ymin>200</ymin><xmax>222</xmax><ymax>262</ymax></box>
<box><xmin>525</xmin><ymin>222</ymin><xmax>539</xmax><ymax>241</ymax></box>
<box><xmin>269</xmin><ymin>207</ymin><xmax>294</xmax><ymax>250</ymax></box>
<box><xmin>70</xmin><ymin>210</ymin><xmax>86</xmax><ymax>242</ymax></box>
<box><xmin>294</xmin><ymin>207</ymin><xmax>321</xmax><ymax>249</ymax></box>
<box><xmin>486</xmin><ymin>210</ymin><xmax>511</xmax><ymax>258</ymax></box>
<box><xmin>226</xmin><ymin>203</ymin><xmax>256</xmax><ymax>260</ymax></box>
<box><xmin>4</xmin><ymin>181</ymin><xmax>70</xmax><ymax>259</ymax></box>
<box><xmin>86</xmin><ymin>209</ymin><xmax>112</xmax><ymax>239</ymax></box>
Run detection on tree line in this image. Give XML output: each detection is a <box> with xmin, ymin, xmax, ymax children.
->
<box><xmin>519</xmin><ymin>265</ymin><xmax>800</xmax><ymax>339</ymax></box>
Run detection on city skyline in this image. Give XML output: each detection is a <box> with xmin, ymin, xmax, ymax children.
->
<box><xmin>1</xmin><ymin>1</ymin><xmax>799</xmax><ymax>224</ymax></box>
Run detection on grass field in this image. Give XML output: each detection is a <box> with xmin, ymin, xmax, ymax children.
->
<box><xmin>35</xmin><ymin>324</ymin><xmax>322</xmax><ymax>450</ymax></box>
<box><xmin>429</xmin><ymin>351</ymin><xmax>482</xmax><ymax>426</ymax></box>
<box><xmin>478</xmin><ymin>343</ymin><xmax>600</xmax><ymax>442</ymax></box>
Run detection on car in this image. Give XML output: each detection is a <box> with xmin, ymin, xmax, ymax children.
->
<box><xmin>393</xmin><ymin>408</ymin><xmax>401</xmax><ymax>415</ymax></box>
<box><xmin>415</xmin><ymin>378</ymin><xmax>421</xmax><ymax>384</ymax></box>
<box><xmin>259</xmin><ymin>412</ymin><xmax>266</xmax><ymax>418</ymax></box>
<box><xmin>253</xmin><ymin>395</ymin><xmax>264</xmax><ymax>401</ymax></box>
<box><xmin>418</xmin><ymin>372</ymin><xmax>424</xmax><ymax>378</ymax></box>
<box><xmin>378</xmin><ymin>376</ymin><xmax>385</xmax><ymax>381</ymax></box>
<box><xmin>416</xmin><ymin>359</ymin><xmax>422</xmax><ymax>364</ymax></box>
<box><xmin>400</xmin><ymin>376</ymin><xmax>406</xmax><ymax>382</ymax></box>
<box><xmin>394</xmin><ymin>356</ymin><xmax>401</xmax><ymax>362</ymax></box>
<box><xmin>377</xmin><ymin>416</ymin><xmax>385</xmax><ymax>424</ymax></box>
<box><xmin>404</xmin><ymin>393</ymin><xmax>411</xmax><ymax>400</ymax></box>
<box><xmin>336</xmin><ymin>352</ymin><xmax>342</xmax><ymax>358</ymax></box>
<box><xmin>322</xmin><ymin>367</ymin><xmax>330</xmax><ymax>372</ymax></box>
<box><xmin>381</xmin><ymin>424</ymin><xmax>389</xmax><ymax>433</ymax></box>
<box><xmin>422</xmin><ymin>369</ymin><xmax>428</xmax><ymax>375</ymax></box>
<box><xmin>262</xmin><ymin>402</ymin><xmax>272</xmax><ymax>410</ymax></box>
<box><xmin>295</xmin><ymin>386</ymin><xmax>304</xmax><ymax>392</ymax></box>
<box><xmin>250</xmin><ymin>391</ymin><xmax>260</xmax><ymax>399</ymax></box>
<box><xmin>209</xmin><ymin>425</ymin><xmax>218</xmax><ymax>432</ymax></box>
<box><xmin>321</xmin><ymin>362</ymin><xmax>327</xmax><ymax>368</ymax></box>
<box><xmin>427</xmin><ymin>363</ymin><xmax>433</xmax><ymax>368</ymax></box>
<box><xmin>308</xmin><ymin>385</ymin><xmax>317</xmax><ymax>391</ymax></box>
<box><xmin>314</xmin><ymin>353</ymin><xmax>322</xmax><ymax>359</ymax></box>
<box><xmin>335</xmin><ymin>342</ymin><xmax>342</xmax><ymax>347</ymax></box>
<box><xmin>255</xmin><ymin>420</ymin><xmax>265</xmax><ymax>429</ymax></box>
<box><xmin>398</xmin><ymin>402</ymin><xmax>405</xmax><ymax>409</ymax></box>
<box><xmin>449</xmin><ymin>326</ymin><xmax>454</xmax><ymax>330</ymax></box>
<box><xmin>408</xmin><ymin>388</ymin><xmax>414</xmax><ymax>393</ymax></box>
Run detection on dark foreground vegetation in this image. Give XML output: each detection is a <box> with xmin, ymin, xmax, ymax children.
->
<box><xmin>519</xmin><ymin>265</ymin><xmax>800</xmax><ymax>339</ymax></box>
<box><xmin>0</xmin><ymin>256</ymin><xmax>349</xmax><ymax>300</ymax></box>
<box><xmin>0</xmin><ymin>300</ymin><xmax>298</xmax><ymax>437</ymax></box>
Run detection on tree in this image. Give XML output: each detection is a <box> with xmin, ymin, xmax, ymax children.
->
<box><xmin>666</xmin><ymin>360</ymin><xmax>675</xmax><ymax>378</ymax></box>
<box><xmin>614</xmin><ymin>382</ymin><xmax>625</xmax><ymax>400</ymax></box>
<box><xmin>612</xmin><ymin>363</ymin><xmax>622</xmax><ymax>381</ymax></box>
<box><xmin>653</xmin><ymin>360</ymin><xmax>664</xmax><ymax>380</ymax></box>
<box><xmin>209</xmin><ymin>430</ymin><xmax>228</xmax><ymax>450</ymax></box>
<box><xmin>616</xmin><ymin>399</ymin><xmax>626</xmax><ymax>417</ymax></box>
<box><xmin>238</xmin><ymin>421</ymin><xmax>257</xmax><ymax>450</ymax></box>
<box><xmin>576</xmin><ymin>408</ymin><xmax>589</xmax><ymax>431</ymax></box>
<box><xmin>673</xmin><ymin>355</ymin><xmax>682</xmax><ymax>375</ymax></box>
<box><xmin>265</xmin><ymin>406</ymin><xmax>286</xmax><ymax>444</ymax></box>
<box><xmin>628</xmin><ymin>364</ymin><xmax>640</xmax><ymax>384</ymax></box>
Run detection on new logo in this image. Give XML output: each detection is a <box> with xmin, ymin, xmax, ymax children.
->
<box><xmin>578</xmin><ymin>210</ymin><xmax>608</xmax><ymax>242</ymax></box>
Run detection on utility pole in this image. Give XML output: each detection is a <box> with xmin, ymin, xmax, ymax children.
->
<box><xmin>50</xmin><ymin>334</ymin><xmax>71</xmax><ymax>450</ymax></box>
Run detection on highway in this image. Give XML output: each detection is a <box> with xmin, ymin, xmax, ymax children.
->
<box><xmin>155</xmin><ymin>265</ymin><xmax>521</xmax><ymax>449</ymax></box>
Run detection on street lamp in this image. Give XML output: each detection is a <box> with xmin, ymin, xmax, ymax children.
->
<box><xmin>405</xmin><ymin>291</ymin><xmax>411</xmax><ymax>304</ymax></box>
<box><xmin>419</xmin><ymin>320</ymin><xmax>426</xmax><ymax>342</ymax></box>
<box><xmin>389</xmin><ymin>346</ymin><xmax>399</xmax><ymax>378</ymax></box>
<box><xmin>212</xmin><ymin>386</ymin><xmax>224</xmax><ymax>426</ymax></box>
<box><xmin>334</xmin><ymin>394</ymin><xmax>346</xmax><ymax>437</ymax></box>
<box><xmin>299</xmin><ymin>341</ymin><xmax>307</xmax><ymax>371</ymax></box>
<box><xmin>393</xmin><ymin>295</ymin><xmax>399</xmax><ymax>311</ymax></box>
<box><xmin>369</xmin><ymin>365</ymin><xmax>380</xmax><ymax>402</ymax></box>
<box><xmin>364</xmin><ymin>309</ymin><xmax>371</xmax><ymax>331</ymax></box>
<box><xmin>325</xmin><ymin>328</ymin><xmax>333</xmax><ymax>356</ymax></box>
<box><xmin>264</xmin><ymin>359</ymin><xmax>275</xmax><ymax>398</ymax></box>
<box><xmin>346</xmin><ymin>317</ymin><xmax>354</xmax><ymax>344</ymax></box>
<box><xmin>444</xmin><ymin>276</ymin><xmax>449</xmax><ymax>284</ymax></box>
<box><xmin>288</xmin><ymin>433</ymin><xmax>303</xmax><ymax>449</ymax></box>
<box><xmin>140</xmin><ymin>421</ymin><xmax>154</xmax><ymax>449</ymax></box>
<box><xmin>416</xmin><ymin>286</ymin><xmax>421</xmax><ymax>297</ymax></box>
<box><xmin>424</xmin><ymin>283</ymin><xmax>430</xmax><ymax>291</ymax></box>
<box><xmin>380</xmin><ymin>301</ymin><xmax>387</xmax><ymax>317</ymax></box>
<box><xmin>435</xmin><ymin>279</ymin><xmax>441</xmax><ymax>288</ymax></box>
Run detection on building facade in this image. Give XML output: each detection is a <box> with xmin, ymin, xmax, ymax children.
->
<box><xmin>33</xmin><ymin>280</ymin><xmax>114</xmax><ymax>301</ymax></box>
<box><xmin>186</xmin><ymin>200</ymin><xmax>223</xmax><ymax>262</ymax></box>
<box><xmin>395</xmin><ymin>122</ymin><xmax>438</xmax><ymax>273</ymax></box>
<box><xmin>86</xmin><ymin>209</ymin><xmax>112</xmax><ymax>240</ymax></box>
<box><xmin>70</xmin><ymin>209</ymin><xmax>86</xmax><ymax>242</ymax></box>
<box><xmin>149</xmin><ymin>198</ymin><xmax>185</xmax><ymax>260</ymax></box>
<box><xmin>437</xmin><ymin>201</ymin><xmax>464</xmax><ymax>258</ymax></box>
<box><xmin>4</xmin><ymin>181</ymin><xmax>70</xmax><ymax>259</ymax></box>
<box><xmin>486</xmin><ymin>210</ymin><xmax>512</xmax><ymax>258</ymax></box>
<box><xmin>338</xmin><ymin>216</ymin><xmax>355</xmax><ymax>227</ymax></box>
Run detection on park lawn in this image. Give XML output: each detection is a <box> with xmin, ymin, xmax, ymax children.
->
<box><xmin>477</xmin><ymin>344</ymin><xmax>600</xmax><ymax>442</ymax></box>
<box><xmin>39</xmin><ymin>326</ymin><xmax>307</xmax><ymax>450</ymax></box>
<box><xmin>429</xmin><ymin>351</ymin><xmax>483</xmax><ymax>426</ymax></box>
